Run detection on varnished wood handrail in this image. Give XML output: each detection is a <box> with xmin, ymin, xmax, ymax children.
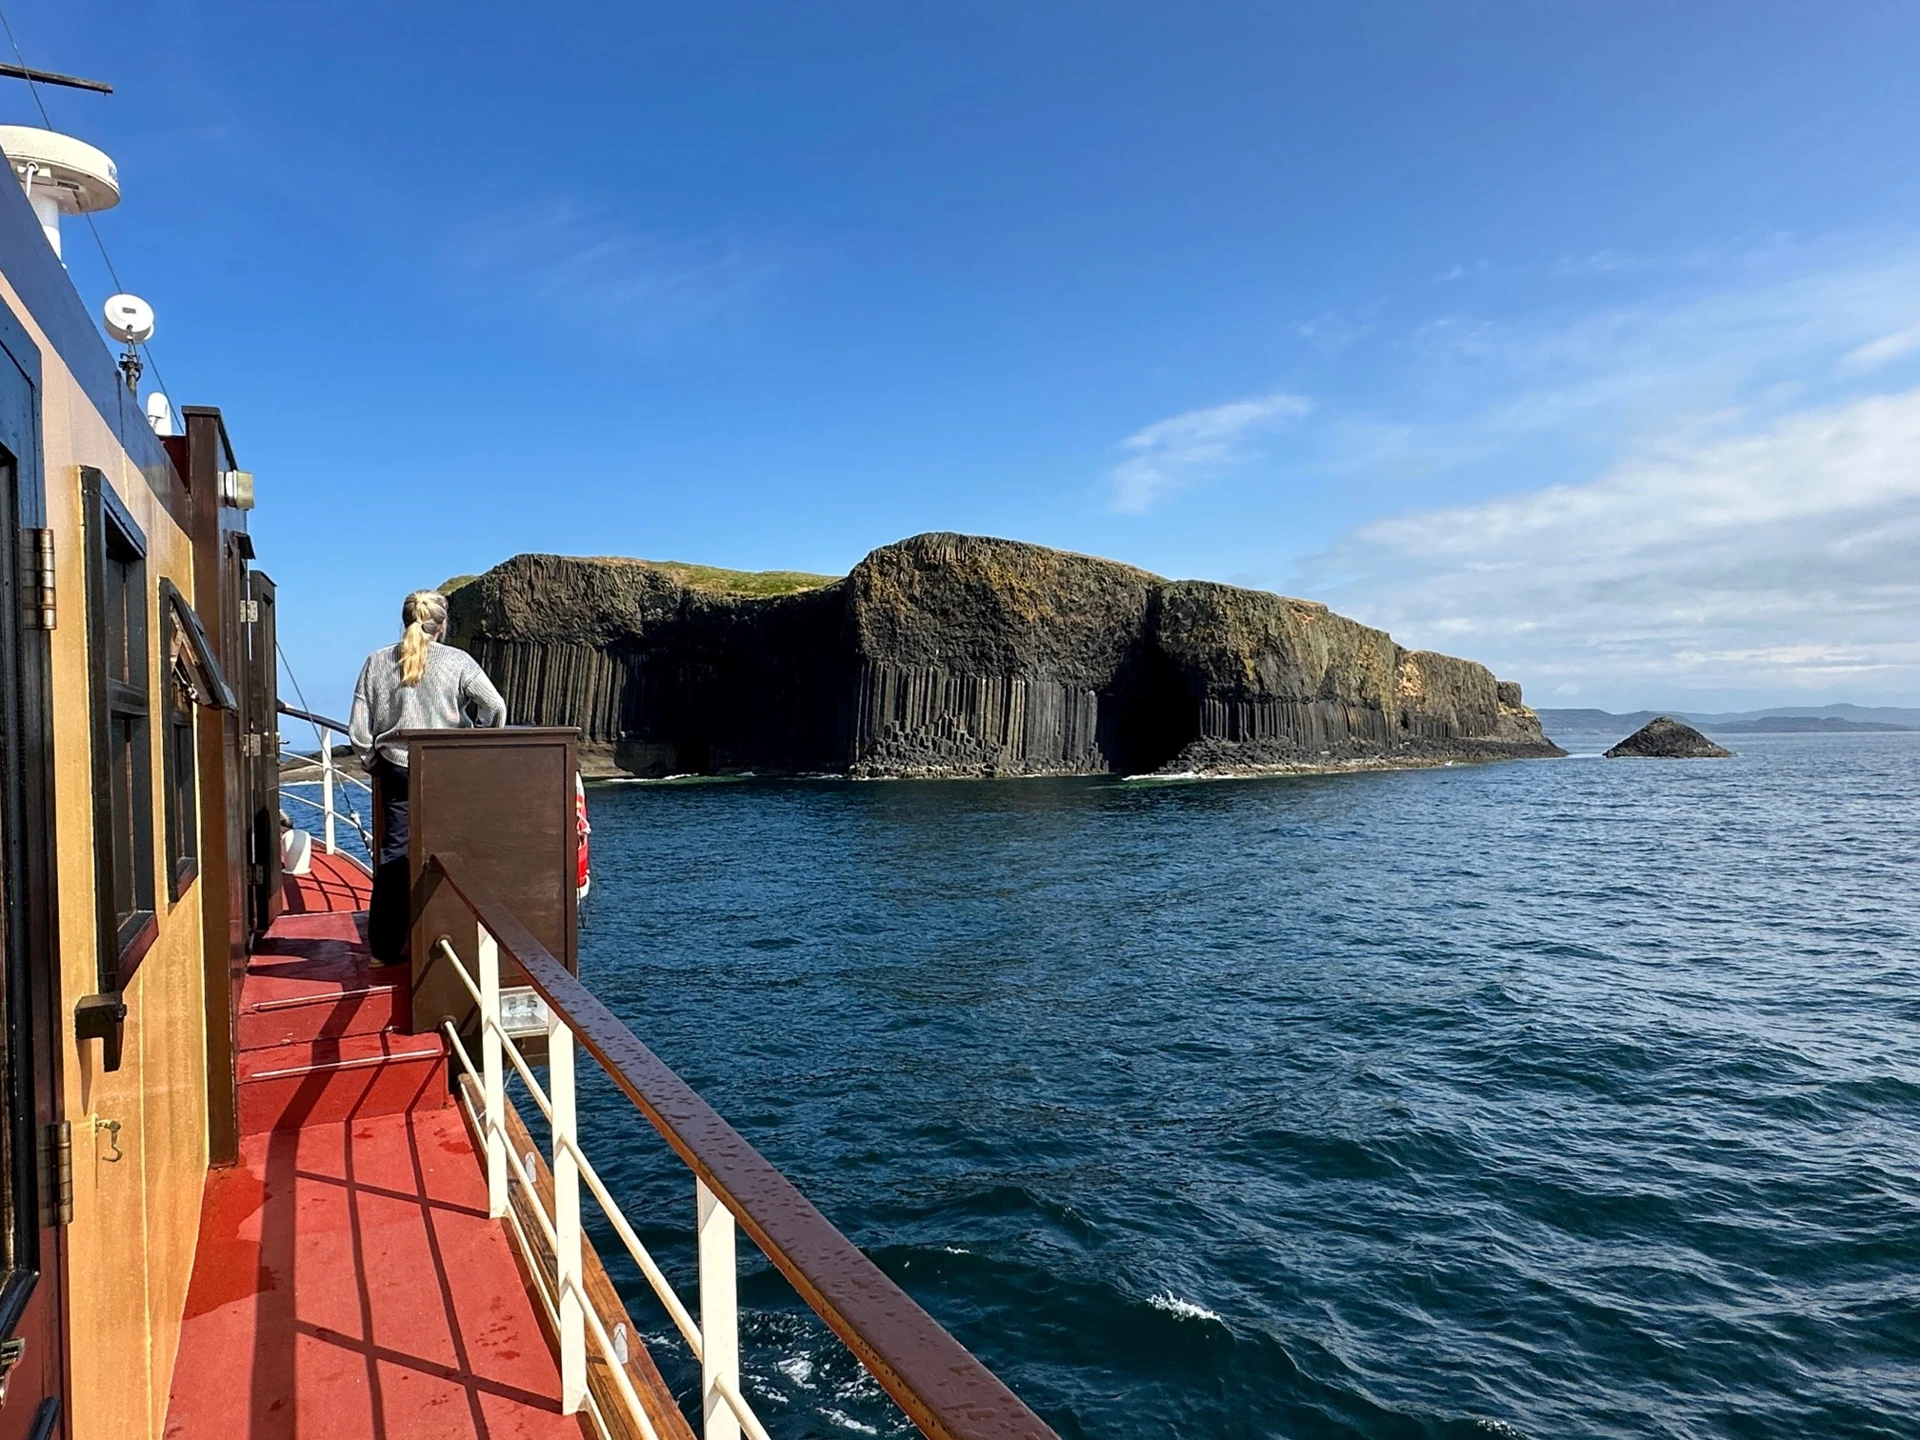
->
<box><xmin>419</xmin><ymin>852</ymin><xmax>1060</xmax><ymax>1440</ymax></box>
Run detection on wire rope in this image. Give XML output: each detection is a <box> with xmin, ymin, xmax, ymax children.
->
<box><xmin>0</xmin><ymin>5</ymin><xmax>177</xmax><ymax>408</ymax></box>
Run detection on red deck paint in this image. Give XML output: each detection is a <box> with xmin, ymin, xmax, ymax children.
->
<box><xmin>241</xmin><ymin>912</ymin><xmax>407</xmax><ymax>1049</ymax></box>
<box><xmin>164</xmin><ymin>1109</ymin><xmax>584</xmax><ymax>1439</ymax></box>
<box><xmin>238</xmin><ymin>1030</ymin><xmax>452</xmax><ymax>1134</ymax></box>
<box><xmin>283</xmin><ymin>849</ymin><xmax>375</xmax><ymax>913</ymax></box>
<box><xmin>241</xmin><ymin>855</ymin><xmax>450</xmax><ymax>1134</ymax></box>
<box><xmin>175</xmin><ymin>837</ymin><xmax>579</xmax><ymax>1432</ymax></box>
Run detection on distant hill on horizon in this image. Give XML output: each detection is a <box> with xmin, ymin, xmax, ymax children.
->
<box><xmin>1538</xmin><ymin>704</ymin><xmax>1920</xmax><ymax>735</ymax></box>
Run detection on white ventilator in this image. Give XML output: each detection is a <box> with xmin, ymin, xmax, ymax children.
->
<box><xmin>145</xmin><ymin>392</ymin><xmax>176</xmax><ymax>436</ymax></box>
<box><xmin>281</xmin><ymin>827</ymin><xmax>314</xmax><ymax>877</ymax></box>
<box><xmin>0</xmin><ymin>125</ymin><xmax>119</xmax><ymax>259</ymax></box>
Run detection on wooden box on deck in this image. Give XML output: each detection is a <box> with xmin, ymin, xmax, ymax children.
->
<box><xmin>405</xmin><ymin>727</ymin><xmax>580</xmax><ymax>1036</ymax></box>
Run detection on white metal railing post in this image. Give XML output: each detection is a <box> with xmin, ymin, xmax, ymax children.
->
<box><xmin>550</xmin><ymin>1008</ymin><xmax>587</xmax><ymax>1413</ymax></box>
<box><xmin>478</xmin><ymin>923</ymin><xmax>507</xmax><ymax>1220</ymax></box>
<box><xmin>697</xmin><ymin>1180</ymin><xmax>742</xmax><ymax>1440</ymax></box>
<box><xmin>319</xmin><ymin>726</ymin><xmax>337</xmax><ymax>854</ymax></box>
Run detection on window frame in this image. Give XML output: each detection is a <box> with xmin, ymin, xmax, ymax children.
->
<box><xmin>82</xmin><ymin>467</ymin><xmax>156</xmax><ymax>988</ymax></box>
<box><xmin>159</xmin><ymin>578</ymin><xmax>199</xmax><ymax>903</ymax></box>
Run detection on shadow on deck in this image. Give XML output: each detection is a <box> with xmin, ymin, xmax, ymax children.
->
<box><xmin>164</xmin><ymin>859</ymin><xmax>586</xmax><ymax>1438</ymax></box>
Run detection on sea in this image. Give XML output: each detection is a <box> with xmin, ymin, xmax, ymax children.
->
<box><xmin>313</xmin><ymin>730</ymin><xmax>1920</xmax><ymax>1437</ymax></box>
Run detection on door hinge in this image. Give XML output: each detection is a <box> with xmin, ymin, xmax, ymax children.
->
<box><xmin>249</xmin><ymin>864</ymin><xmax>265</xmax><ymax>885</ymax></box>
<box><xmin>20</xmin><ymin>528</ymin><xmax>54</xmax><ymax>630</ymax></box>
<box><xmin>240</xmin><ymin>599</ymin><xmax>260</xmax><ymax>624</ymax></box>
<box><xmin>241</xmin><ymin>733</ymin><xmax>262</xmax><ymax>758</ymax></box>
<box><xmin>40</xmin><ymin>1121</ymin><xmax>72</xmax><ymax>1228</ymax></box>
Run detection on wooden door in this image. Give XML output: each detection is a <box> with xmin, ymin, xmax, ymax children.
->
<box><xmin>0</xmin><ymin>295</ymin><xmax>67</xmax><ymax>1437</ymax></box>
<box><xmin>245</xmin><ymin>572</ymin><xmax>281</xmax><ymax>939</ymax></box>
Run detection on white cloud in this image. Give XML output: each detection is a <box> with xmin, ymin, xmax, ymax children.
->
<box><xmin>1841</xmin><ymin>322</ymin><xmax>1920</xmax><ymax>374</ymax></box>
<box><xmin>1108</xmin><ymin>390</ymin><xmax>1312</xmax><ymax>514</ymax></box>
<box><xmin>450</xmin><ymin>202</ymin><xmax>770</xmax><ymax>337</ymax></box>
<box><xmin>1306</xmin><ymin>384</ymin><xmax>1920</xmax><ymax>703</ymax></box>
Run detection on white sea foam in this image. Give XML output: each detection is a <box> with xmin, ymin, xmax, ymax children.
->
<box><xmin>941</xmin><ymin>1244</ymin><xmax>971</xmax><ymax>1255</ymax></box>
<box><xmin>774</xmin><ymin>1354</ymin><xmax>815</xmax><ymax>1388</ymax></box>
<box><xmin>823</xmin><ymin>1409</ymin><xmax>880</xmax><ymax>1434</ymax></box>
<box><xmin>1148</xmin><ymin>1289</ymin><xmax>1222</xmax><ymax>1322</ymax></box>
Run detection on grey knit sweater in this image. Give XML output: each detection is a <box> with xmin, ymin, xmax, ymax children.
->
<box><xmin>348</xmin><ymin>642</ymin><xmax>507</xmax><ymax>768</ymax></box>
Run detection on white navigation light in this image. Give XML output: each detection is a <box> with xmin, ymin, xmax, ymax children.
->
<box><xmin>0</xmin><ymin>125</ymin><xmax>120</xmax><ymax>259</ymax></box>
<box><xmin>103</xmin><ymin>293</ymin><xmax>155</xmax><ymax>345</ymax></box>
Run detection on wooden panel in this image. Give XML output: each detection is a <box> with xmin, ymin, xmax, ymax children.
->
<box><xmin>0</xmin><ymin>299</ymin><xmax>67</xmax><ymax>1439</ymax></box>
<box><xmin>407</xmin><ymin>728</ymin><xmax>578</xmax><ymax>1035</ymax></box>
<box><xmin>246</xmin><ymin>571</ymin><xmax>282</xmax><ymax>936</ymax></box>
<box><xmin>183</xmin><ymin>407</ymin><xmax>244</xmax><ymax>1165</ymax></box>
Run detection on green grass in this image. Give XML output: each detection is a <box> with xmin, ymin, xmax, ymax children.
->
<box><xmin>621</xmin><ymin>560</ymin><xmax>839</xmax><ymax>596</ymax></box>
<box><xmin>440</xmin><ymin>560</ymin><xmax>841</xmax><ymax>598</ymax></box>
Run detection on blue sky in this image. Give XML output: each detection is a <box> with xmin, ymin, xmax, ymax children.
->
<box><xmin>16</xmin><ymin>2</ymin><xmax>1920</xmax><ymax>713</ymax></box>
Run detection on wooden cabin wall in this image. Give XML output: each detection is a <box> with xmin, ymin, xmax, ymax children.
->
<box><xmin>0</xmin><ymin>275</ymin><xmax>213</xmax><ymax>1440</ymax></box>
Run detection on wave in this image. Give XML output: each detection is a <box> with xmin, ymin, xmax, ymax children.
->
<box><xmin>1148</xmin><ymin>1290</ymin><xmax>1223</xmax><ymax>1323</ymax></box>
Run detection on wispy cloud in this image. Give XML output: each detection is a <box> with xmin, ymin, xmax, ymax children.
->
<box><xmin>1108</xmin><ymin>390</ymin><xmax>1312</xmax><ymax>514</ymax></box>
<box><xmin>1841</xmin><ymin>322</ymin><xmax>1920</xmax><ymax>374</ymax></box>
<box><xmin>1240</xmin><ymin>233</ymin><xmax>1920</xmax><ymax>706</ymax></box>
<box><xmin>1304</xmin><ymin>384</ymin><xmax>1920</xmax><ymax>703</ymax></box>
<box><xmin>449</xmin><ymin>202</ymin><xmax>773</xmax><ymax>338</ymax></box>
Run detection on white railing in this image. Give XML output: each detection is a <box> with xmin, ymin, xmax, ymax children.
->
<box><xmin>435</xmin><ymin>926</ymin><xmax>770</xmax><ymax>1440</ymax></box>
<box><xmin>276</xmin><ymin>703</ymin><xmax>374</xmax><ymax>862</ymax></box>
<box><xmin>422</xmin><ymin>854</ymin><xmax>1056</xmax><ymax>1440</ymax></box>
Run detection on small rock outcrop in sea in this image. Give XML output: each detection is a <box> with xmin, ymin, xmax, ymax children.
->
<box><xmin>1603</xmin><ymin>716</ymin><xmax>1734</xmax><ymax>759</ymax></box>
<box><xmin>445</xmin><ymin>533</ymin><xmax>1567</xmax><ymax>778</ymax></box>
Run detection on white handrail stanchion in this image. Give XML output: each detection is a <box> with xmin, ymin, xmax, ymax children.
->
<box><xmin>478</xmin><ymin>924</ymin><xmax>507</xmax><ymax>1220</ymax></box>
<box><xmin>424</xmin><ymin>857</ymin><xmax>1050</xmax><ymax>1440</ymax></box>
<box><xmin>551</xmin><ymin>1007</ymin><xmax>587</xmax><ymax>1413</ymax></box>
<box><xmin>698</xmin><ymin>1179</ymin><xmax>742</xmax><ymax>1440</ymax></box>
<box><xmin>319</xmin><ymin>725</ymin><xmax>337</xmax><ymax>854</ymax></box>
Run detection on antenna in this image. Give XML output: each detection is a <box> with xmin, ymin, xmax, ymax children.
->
<box><xmin>0</xmin><ymin>61</ymin><xmax>111</xmax><ymax>94</ymax></box>
<box><xmin>102</xmin><ymin>293</ymin><xmax>152</xmax><ymax>394</ymax></box>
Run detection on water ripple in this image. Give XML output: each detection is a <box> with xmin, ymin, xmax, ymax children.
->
<box><xmin>576</xmin><ymin>732</ymin><xmax>1920</xmax><ymax>1438</ymax></box>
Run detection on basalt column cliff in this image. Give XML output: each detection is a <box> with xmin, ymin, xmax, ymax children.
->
<box><xmin>445</xmin><ymin>534</ymin><xmax>1563</xmax><ymax>777</ymax></box>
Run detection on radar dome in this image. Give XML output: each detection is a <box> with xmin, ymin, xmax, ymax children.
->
<box><xmin>0</xmin><ymin>125</ymin><xmax>119</xmax><ymax>259</ymax></box>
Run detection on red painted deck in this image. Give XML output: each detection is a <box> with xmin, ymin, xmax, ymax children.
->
<box><xmin>165</xmin><ymin>854</ymin><xmax>581</xmax><ymax>1437</ymax></box>
<box><xmin>164</xmin><ymin>1110</ymin><xmax>583</xmax><ymax>1439</ymax></box>
<box><xmin>239</xmin><ymin>858</ymin><xmax>441</xmax><ymax>1135</ymax></box>
<box><xmin>282</xmin><ymin>847</ymin><xmax>375</xmax><ymax>913</ymax></box>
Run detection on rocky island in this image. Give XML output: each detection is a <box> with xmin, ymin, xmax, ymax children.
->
<box><xmin>444</xmin><ymin>533</ymin><xmax>1565</xmax><ymax>779</ymax></box>
<box><xmin>1604</xmin><ymin>716</ymin><xmax>1734</xmax><ymax>759</ymax></box>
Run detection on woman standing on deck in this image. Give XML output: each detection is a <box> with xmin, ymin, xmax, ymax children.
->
<box><xmin>349</xmin><ymin>590</ymin><xmax>507</xmax><ymax>966</ymax></box>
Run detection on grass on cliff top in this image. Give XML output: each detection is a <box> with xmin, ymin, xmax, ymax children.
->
<box><xmin>439</xmin><ymin>559</ymin><xmax>839</xmax><ymax>598</ymax></box>
<box><xmin>598</xmin><ymin>558</ymin><xmax>840</xmax><ymax>596</ymax></box>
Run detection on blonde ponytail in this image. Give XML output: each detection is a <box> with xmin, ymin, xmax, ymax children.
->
<box><xmin>397</xmin><ymin>590</ymin><xmax>449</xmax><ymax>687</ymax></box>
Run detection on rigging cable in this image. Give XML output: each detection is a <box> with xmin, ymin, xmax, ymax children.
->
<box><xmin>0</xmin><ymin>4</ymin><xmax>176</xmax><ymax>407</ymax></box>
<box><xmin>277</xmin><ymin>638</ymin><xmax>373</xmax><ymax>852</ymax></box>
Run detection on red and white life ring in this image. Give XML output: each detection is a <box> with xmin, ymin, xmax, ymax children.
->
<box><xmin>575</xmin><ymin>772</ymin><xmax>592</xmax><ymax>901</ymax></box>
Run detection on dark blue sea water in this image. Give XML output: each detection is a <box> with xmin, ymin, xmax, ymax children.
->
<box><xmin>558</xmin><ymin>734</ymin><xmax>1920</xmax><ymax>1438</ymax></box>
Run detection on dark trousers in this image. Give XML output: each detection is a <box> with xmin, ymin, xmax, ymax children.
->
<box><xmin>367</xmin><ymin>757</ymin><xmax>412</xmax><ymax>964</ymax></box>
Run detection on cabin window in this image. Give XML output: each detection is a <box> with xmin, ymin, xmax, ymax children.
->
<box><xmin>160</xmin><ymin>580</ymin><xmax>199</xmax><ymax>900</ymax></box>
<box><xmin>83</xmin><ymin>469</ymin><xmax>156</xmax><ymax>983</ymax></box>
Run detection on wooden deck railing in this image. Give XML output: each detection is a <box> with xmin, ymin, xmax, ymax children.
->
<box><xmin>418</xmin><ymin>851</ymin><xmax>1060</xmax><ymax>1440</ymax></box>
